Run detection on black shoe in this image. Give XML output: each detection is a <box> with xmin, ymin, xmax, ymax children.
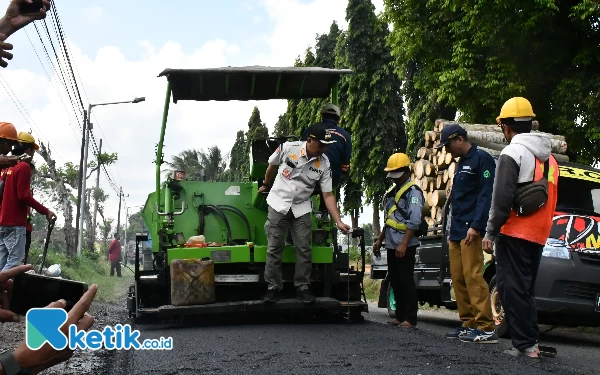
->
<box><xmin>264</xmin><ymin>289</ymin><xmax>280</xmax><ymax>303</ymax></box>
<box><xmin>297</xmin><ymin>287</ymin><xmax>315</xmax><ymax>304</ymax></box>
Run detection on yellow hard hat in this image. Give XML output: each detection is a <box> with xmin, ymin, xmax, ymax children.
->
<box><xmin>496</xmin><ymin>97</ymin><xmax>536</xmax><ymax>123</ymax></box>
<box><xmin>17</xmin><ymin>131</ymin><xmax>39</xmax><ymax>150</ymax></box>
<box><xmin>384</xmin><ymin>153</ymin><xmax>411</xmax><ymax>171</ymax></box>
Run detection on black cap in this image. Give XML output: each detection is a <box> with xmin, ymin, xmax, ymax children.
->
<box><xmin>305</xmin><ymin>122</ymin><xmax>336</xmax><ymax>144</ymax></box>
<box><xmin>436</xmin><ymin>124</ymin><xmax>467</xmax><ymax>149</ymax></box>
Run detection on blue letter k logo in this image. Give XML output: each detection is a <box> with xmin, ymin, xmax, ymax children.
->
<box><xmin>26</xmin><ymin>308</ymin><xmax>69</xmax><ymax>350</ymax></box>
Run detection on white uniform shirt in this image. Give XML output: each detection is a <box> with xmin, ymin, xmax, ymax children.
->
<box><xmin>266</xmin><ymin>141</ymin><xmax>333</xmax><ymax>218</ymax></box>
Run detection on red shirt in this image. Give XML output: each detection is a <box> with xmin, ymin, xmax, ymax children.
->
<box><xmin>0</xmin><ymin>162</ymin><xmax>48</xmax><ymax>226</ymax></box>
<box><xmin>108</xmin><ymin>239</ymin><xmax>122</xmax><ymax>262</ymax></box>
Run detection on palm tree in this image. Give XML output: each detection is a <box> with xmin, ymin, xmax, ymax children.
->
<box><xmin>199</xmin><ymin>146</ymin><xmax>226</xmax><ymax>181</ymax></box>
<box><xmin>163</xmin><ymin>147</ymin><xmax>226</xmax><ymax>181</ymax></box>
<box><xmin>163</xmin><ymin>149</ymin><xmax>204</xmax><ymax>180</ymax></box>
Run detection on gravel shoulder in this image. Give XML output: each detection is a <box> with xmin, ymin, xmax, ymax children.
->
<box><xmin>0</xmin><ymin>284</ymin><xmax>132</xmax><ymax>374</ymax></box>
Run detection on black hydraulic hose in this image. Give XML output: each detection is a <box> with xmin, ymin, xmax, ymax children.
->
<box><xmin>217</xmin><ymin>205</ymin><xmax>251</xmax><ymax>241</ymax></box>
<box><xmin>204</xmin><ymin>205</ymin><xmax>233</xmax><ymax>245</ymax></box>
<box><xmin>198</xmin><ymin>205</ymin><xmax>206</xmax><ymax>236</ymax></box>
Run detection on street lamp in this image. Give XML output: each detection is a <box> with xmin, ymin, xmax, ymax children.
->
<box><xmin>76</xmin><ymin>96</ymin><xmax>146</xmax><ymax>256</ymax></box>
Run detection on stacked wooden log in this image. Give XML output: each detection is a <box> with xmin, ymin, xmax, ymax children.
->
<box><xmin>411</xmin><ymin>119</ymin><xmax>569</xmax><ymax>235</ymax></box>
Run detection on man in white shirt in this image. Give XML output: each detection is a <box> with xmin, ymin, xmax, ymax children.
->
<box><xmin>258</xmin><ymin>122</ymin><xmax>351</xmax><ymax>304</ymax></box>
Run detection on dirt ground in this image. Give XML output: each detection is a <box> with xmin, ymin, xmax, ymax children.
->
<box><xmin>0</xmin><ymin>296</ymin><xmax>128</xmax><ymax>374</ymax></box>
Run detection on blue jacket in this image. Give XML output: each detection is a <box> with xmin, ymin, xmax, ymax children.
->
<box><xmin>302</xmin><ymin>119</ymin><xmax>351</xmax><ymax>187</ymax></box>
<box><xmin>383</xmin><ymin>179</ymin><xmax>423</xmax><ymax>249</ymax></box>
<box><xmin>449</xmin><ymin>144</ymin><xmax>496</xmax><ymax>241</ymax></box>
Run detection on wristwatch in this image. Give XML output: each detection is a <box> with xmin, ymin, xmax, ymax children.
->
<box><xmin>0</xmin><ymin>351</ymin><xmax>30</xmax><ymax>375</ymax></box>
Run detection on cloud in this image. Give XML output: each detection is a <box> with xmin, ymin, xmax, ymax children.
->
<box><xmin>2</xmin><ymin>0</ymin><xmax>385</xmax><ymax>233</ymax></box>
<box><xmin>253</xmin><ymin>0</ymin><xmax>384</xmax><ymax>67</ymax></box>
<box><xmin>1</xmin><ymin>37</ymin><xmax>286</xmax><ymax>230</ymax></box>
<box><xmin>81</xmin><ymin>5</ymin><xmax>105</xmax><ymax>23</ymax></box>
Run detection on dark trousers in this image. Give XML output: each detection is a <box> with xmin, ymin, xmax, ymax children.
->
<box><xmin>285</xmin><ymin>187</ymin><xmax>337</xmax><ymax>245</ymax></box>
<box><xmin>387</xmin><ymin>246</ymin><xmax>418</xmax><ymax>325</ymax></box>
<box><xmin>110</xmin><ymin>260</ymin><xmax>122</xmax><ymax>277</ymax></box>
<box><xmin>495</xmin><ymin>235</ymin><xmax>543</xmax><ymax>350</ymax></box>
<box><xmin>24</xmin><ymin>230</ymin><xmax>31</xmax><ymax>264</ymax></box>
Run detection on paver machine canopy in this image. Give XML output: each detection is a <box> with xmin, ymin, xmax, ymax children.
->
<box><xmin>128</xmin><ymin>66</ymin><xmax>368</xmax><ymax>321</ymax></box>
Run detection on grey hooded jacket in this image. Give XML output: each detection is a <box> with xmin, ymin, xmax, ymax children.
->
<box><xmin>484</xmin><ymin>133</ymin><xmax>552</xmax><ymax>241</ymax></box>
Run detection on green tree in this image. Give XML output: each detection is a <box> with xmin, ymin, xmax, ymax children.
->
<box><xmin>344</xmin><ymin>0</ymin><xmax>407</xmax><ymax>229</ymax></box>
<box><xmin>384</xmin><ymin>0</ymin><xmax>600</xmax><ymax>164</ymax></box>
<box><xmin>34</xmin><ymin>143</ymin><xmax>119</xmax><ymax>256</ymax></box>
<box><xmin>200</xmin><ymin>146</ymin><xmax>227</xmax><ymax>181</ymax></box>
<box><xmin>362</xmin><ymin>223</ymin><xmax>374</xmax><ymax>246</ymax></box>
<box><xmin>241</xmin><ymin>106</ymin><xmax>270</xmax><ymax>177</ymax></box>
<box><xmin>224</xmin><ymin>130</ymin><xmax>248</xmax><ymax>181</ymax></box>
<box><xmin>330</xmin><ymin>28</ymin><xmax>365</xmax><ymax>228</ymax></box>
<box><xmin>273</xmin><ymin>114</ymin><xmax>292</xmax><ymax>138</ymax></box>
<box><xmin>382</xmin><ymin>0</ymin><xmax>457</xmax><ymax>158</ymax></box>
<box><xmin>164</xmin><ymin>147</ymin><xmax>226</xmax><ymax>181</ymax></box>
<box><xmin>163</xmin><ymin>149</ymin><xmax>204</xmax><ymax>180</ymax></box>
<box><xmin>127</xmin><ymin>209</ymin><xmax>145</xmax><ymax>243</ymax></box>
<box><xmin>287</xmin><ymin>22</ymin><xmax>343</xmax><ymax>137</ymax></box>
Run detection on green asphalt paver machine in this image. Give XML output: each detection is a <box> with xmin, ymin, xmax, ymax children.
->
<box><xmin>127</xmin><ymin>66</ymin><xmax>369</xmax><ymax>322</ymax></box>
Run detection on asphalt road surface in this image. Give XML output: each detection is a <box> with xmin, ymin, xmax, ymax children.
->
<box><xmin>97</xmin><ymin>302</ymin><xmax>599</xmax><ymax>375</ymax></box>
<box><xmin>367</xmin><ymin>303</ymin><xmax>600</xmax><ymax>375</ymax></box>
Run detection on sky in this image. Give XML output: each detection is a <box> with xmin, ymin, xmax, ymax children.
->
<box><xmin>0</xmin><ymin>0</ymin><xmax>385</xmax><ymax>235</ymax></box>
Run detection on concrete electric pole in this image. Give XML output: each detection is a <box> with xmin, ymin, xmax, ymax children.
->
<box><xmin>77</xmin><ymin>105</ymin><xmax>92</xmax><ymax>257</ymax></box>
<box><xmin>75</xmin><ymin>96</ymin><xmax>145</xmax><ymax>256</ymax></box>
<box><xmin>91</xmin><ymin>139</ymin><xmax>102</xmax><ymax>244</ymax></box>
<box><xmin>117</xmin><ymin>187</ymin><xmax>123</xmax><ymax>234</ymax></box>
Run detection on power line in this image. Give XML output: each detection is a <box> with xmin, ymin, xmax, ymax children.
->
<box><xmin>34</xmin><ymin>22</ymin><xmax>81</xmax><ymax>118</ymax></box>
<box><xmin>19</xmin><ymin>5</ymin><xmax>124</xmax><ymax>209</ymax></box>
<box><xmin>47</xmin><ymin>3</ymin><xmax>122</xmax><ymax>190</ymax></box>
<box><xmin>23</xmin><ymin>28</ymin><xmax>81</xmax><ymax>142</ymax></box>
<box><xmin>49</xmin><ymin>1</ymin><xmax>124</xmax><ymax>188</ymax></box>
<box><xmin>0</xmin><ymin>73</ymin><xmax>66</xmax><ymax>163</ymax></box>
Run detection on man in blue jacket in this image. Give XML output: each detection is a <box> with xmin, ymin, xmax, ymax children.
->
<box><xmin>437</xmin><ymin>124</ymin><xmax>498</xmax><ymax>343</ymax></box>
<box><xmin>301</xmin><ymin>104</ymin><xmax>351</xmax><ymax>212</ymax></box>
<box><xmin>304</xmin><ymin>104</ymin><xmax>351</xmax><ymax>188</ymax></box>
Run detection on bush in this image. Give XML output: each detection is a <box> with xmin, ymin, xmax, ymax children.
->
<box><xmin>347</xmin><ymin>246</ymin><xmax>372</xmax><ymax>265</ymax></box>
<box><xmin>83</xmin><ymin>249</ymin><xmax>100</xmax><ymax>262</ymax></box>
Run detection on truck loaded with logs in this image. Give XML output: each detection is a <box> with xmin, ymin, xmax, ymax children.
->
<box><xmin>370</xmin><ymin>119</ymin><xmax>600</xmax><ymax>337</ymax></box>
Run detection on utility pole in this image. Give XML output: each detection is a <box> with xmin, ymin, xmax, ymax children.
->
<box><xmin>124</xmin><ymin>205</ymin><xmax>128</xmax><ymax>251</ymax></box>
<box><xmin>75</xmin><ymin>96</ymin><xmax>146</xmax><ymax>256</ymax></box>
<box><xmin>117</xmin><ymin>187</ymin><xmax>123</xmax><ymax>235</ymax></box>
<box><xmin>91</xmin><ymin>139</ymin><xmax>102</xmax><ymax>246</ymax></box>
<box><xmin>77</xmin><ymin>105</ymin><xmax>92</xmax><ymax>256</ymax></box>
<box><xmin>75</xmin><ymin>110</ymin><xmax>87</xmax><ymax>253</ymax></box>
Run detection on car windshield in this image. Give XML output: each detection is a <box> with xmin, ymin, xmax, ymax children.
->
<box><xmin>556</xmin><ymin>176</ymin><xmax>600</xmax><ymax>216</ymax></box>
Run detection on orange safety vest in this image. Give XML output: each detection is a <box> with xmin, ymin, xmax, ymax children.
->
<box><xmin>500</xmin><ymin>155</ymin><xmax>559</xmax><ymax>245</ymax></box>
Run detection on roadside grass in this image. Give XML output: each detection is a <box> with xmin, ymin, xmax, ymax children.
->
<box><xmin>25</xmin><ymin>248</ymin><xmax>133</xmax><ymax>303</ymax></box>
<box><xmin>363</xmin><ymin>276</ymin><xmax>381</xmax><ymax>302</ymax></box>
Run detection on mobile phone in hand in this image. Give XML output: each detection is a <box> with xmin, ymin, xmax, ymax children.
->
<box><xmin>19</xmin><ymin>0</ymin><xmax>46</xmax><ymax>14</ymax></box>
<box><xmin>10</xmin><ymin>273</ymin><xmax>88</xmax><ymax>314</ymax></box>
<box><xmin>18</xmin><ymin>154</ymin><xmax>31</xmax><ymax>161</ymax></box>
